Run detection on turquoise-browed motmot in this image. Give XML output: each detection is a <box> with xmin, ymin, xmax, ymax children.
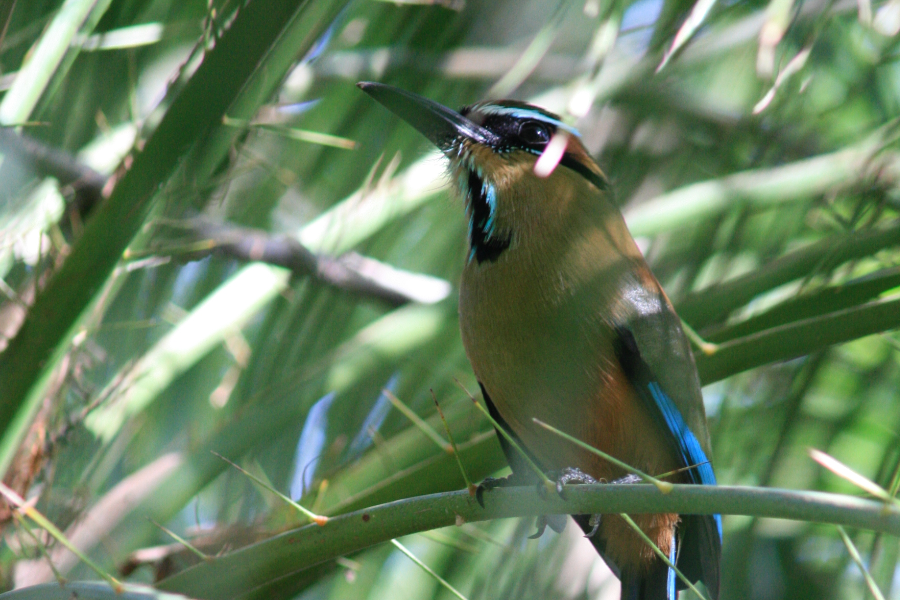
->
<box><xmin>359</xmin><ymin>82</ymin><xmax>721</xmax><ymax>600</ymax></box>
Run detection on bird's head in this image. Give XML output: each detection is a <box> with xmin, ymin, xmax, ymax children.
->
<box><xmin>358</xmin><ymin>82</ymin><xmax>610</xmax><ymax>264</ymax></box>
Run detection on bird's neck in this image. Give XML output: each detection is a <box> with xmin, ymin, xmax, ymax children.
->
<box><xmin>452</xmin><ymin>149</ymin><xmax>643</xmax><ymax>280</ymax></box>
<box><xmin>462</xmin><ymin>167</ymin><xmax>511</xmax><ymax>264</ymax></box>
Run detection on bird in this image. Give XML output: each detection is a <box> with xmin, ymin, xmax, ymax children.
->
<box><xmin>358</xmin><ymin>81</ymin><xmax>721</xmax><ymax>600</ymax></box>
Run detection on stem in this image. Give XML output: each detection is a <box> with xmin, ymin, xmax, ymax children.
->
<box><xmin>158</xmin><ymin>484</ymin><xmax>900</xmax><ymax>599</ymax></box>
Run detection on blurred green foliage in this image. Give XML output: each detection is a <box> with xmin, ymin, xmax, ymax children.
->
<box><xmin>0</xmin><ymin>0</ymin><xmax>899</xmax><ymax>598</ymax></box>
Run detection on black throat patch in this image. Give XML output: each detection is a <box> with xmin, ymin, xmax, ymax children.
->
<box><xmin>467</xmin><ymin>169</ymin><xmax>511</xmax><ymax>264</ymax></box>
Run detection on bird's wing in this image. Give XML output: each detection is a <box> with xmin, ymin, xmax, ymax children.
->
<box><xmin>614</xmin><ymin>324</ymin><xmax>716</xmax><ymax>488</ymax></box>
<box><xmin>614</xmin><ymin>282</ymin><xmax>721</xmax><ymax>598</ymax></box>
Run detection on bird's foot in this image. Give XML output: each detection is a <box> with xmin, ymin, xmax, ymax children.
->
<box><xmin>552</xmin><ymin>469</ymin><xmax>641</xmax><ymax>539</ymax></box>
<box><xmin>477</xmin><ymin>473</ymin><xmax>568</xmax><ymax>537</ymax></box>
<box><xmin>553</xmin><ymin>467</ymin><xmax>597</xmax><ymax>498</ymax></box>
<box><xmin>583</xmin><ymin>514</ymin><xmax>602</xmax><ymax>538</ymax></box>
<box><xmin>475</xmin><ymin>472</ymin><xmax>529</xmax><ymax>507</ymax></box>
<box><xmin>528</xmin><ymin>513</ymin><xmax>568</xmax><ymax>538</ymax></box>
<box><xmin>611</xmin><ymin>474</ymin><xmax>642</xmax><ymax>485</ymax></box>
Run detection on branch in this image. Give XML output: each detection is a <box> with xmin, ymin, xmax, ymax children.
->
<box><xmin>676</xmin><ymin>220</ymin><xmax>900</xmax><ymax>328</ymax></box>
<box><xmin>695</xmin><ymin>296</ymin><xmax>900</xmax><ymax>384</ymax></box>
<box><xmin>158</xmin><ymin>217</ymin><xmax>451</xmax><ymax>306</ymax></box>
<box><xmin>0</xmin><ymin>128</ymin><xmax>451</xmax><ymax>308</ymax></box>
<box><xmin>0</xmin><ymin>127</ymin><xmax>108</xmax><ymax>220</ymax></box>
<box><xmin>157</xmin><ymin>484</ymin><xmax>899</xmax><ymax>599</ymax></box>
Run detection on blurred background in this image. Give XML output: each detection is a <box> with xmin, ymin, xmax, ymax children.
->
<box><xmin>1</xmin><ymin>0</ymin><xmax>900</xmax><ymax>598</ymax></box>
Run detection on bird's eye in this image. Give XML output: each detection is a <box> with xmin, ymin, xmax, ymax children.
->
<box><xmin>518</xmin><ymin>121</ymin><xmax>551</xmax><ymax>145</ymax></box>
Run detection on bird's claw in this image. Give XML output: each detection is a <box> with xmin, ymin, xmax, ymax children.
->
<box><xmin>475</xmin><ymin>476</ymin><xmax>502</xmax><ymax>508</ymax></box>
<box><xmin>529</xmin><ymin>513</ymin><xmax>568</xmax><ymax>539</ymax></box>
<box><xmin>553</xmin><ymin>467</ymin><xmax>598</xmax><ymax>499</ymax></box>
<box><xmin>475</xmin><ymin>474</ymin><xmax>524</xmax><ymax>507</ymax></box>
<box><xmin>529</xmin><ymin>515</ymin><xmax>549</xmax><ymax>539</ymax></box>
<box><xmin>610</xmin><ymin>473</ymin><xmax>642</xmax><ymax>485</ymax></box>
<box><xmin>551</xmin><ymin>467</ymin><xmax>607</xmax><ymax>539</ymax></box>
<box><xmin>583</xmin><ymin>514</ymin><xmax>602</xmax><ymax>538</ymax></box>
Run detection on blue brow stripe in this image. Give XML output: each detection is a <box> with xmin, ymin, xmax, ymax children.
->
<box><xmin>478</xmin><ymin>105</ymin><xmax>581</xmax><ymax>137</ymax></box>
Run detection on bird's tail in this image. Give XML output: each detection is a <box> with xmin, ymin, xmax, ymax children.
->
<box><xmin>619</xmin><ymin>560</ymin><xmax>673</xmax><ymax>600</ymax></box>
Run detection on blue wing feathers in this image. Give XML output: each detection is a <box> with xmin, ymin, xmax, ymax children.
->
<box><xmin>647</xmin><ymin>382</ymin><xmax>715</xmax><ymax>485</ymax></box>
<box><xmin>614</xmin><ymin>326</ymin><xmax>722</xmax><ymax>599</ymax></box>
<box><xmin>647</xmin><ymin>379</ymin><xmax>723</xmax><ymax>597</ymax></box>
<box><xmin>616</xmin><ymin>326</ymin><xmax>722</xmax><ymax>539</ymax></box>
<box><xmin>647</xmin><ymin>382</ymin><xmax>723</xmax><ymax>538</ymax></box>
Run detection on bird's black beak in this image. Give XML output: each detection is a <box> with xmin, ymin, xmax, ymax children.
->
<box><xmin>357</xmin><ymin>82</ymin><xmax>499</xmax><ymax>151</ymax></box>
